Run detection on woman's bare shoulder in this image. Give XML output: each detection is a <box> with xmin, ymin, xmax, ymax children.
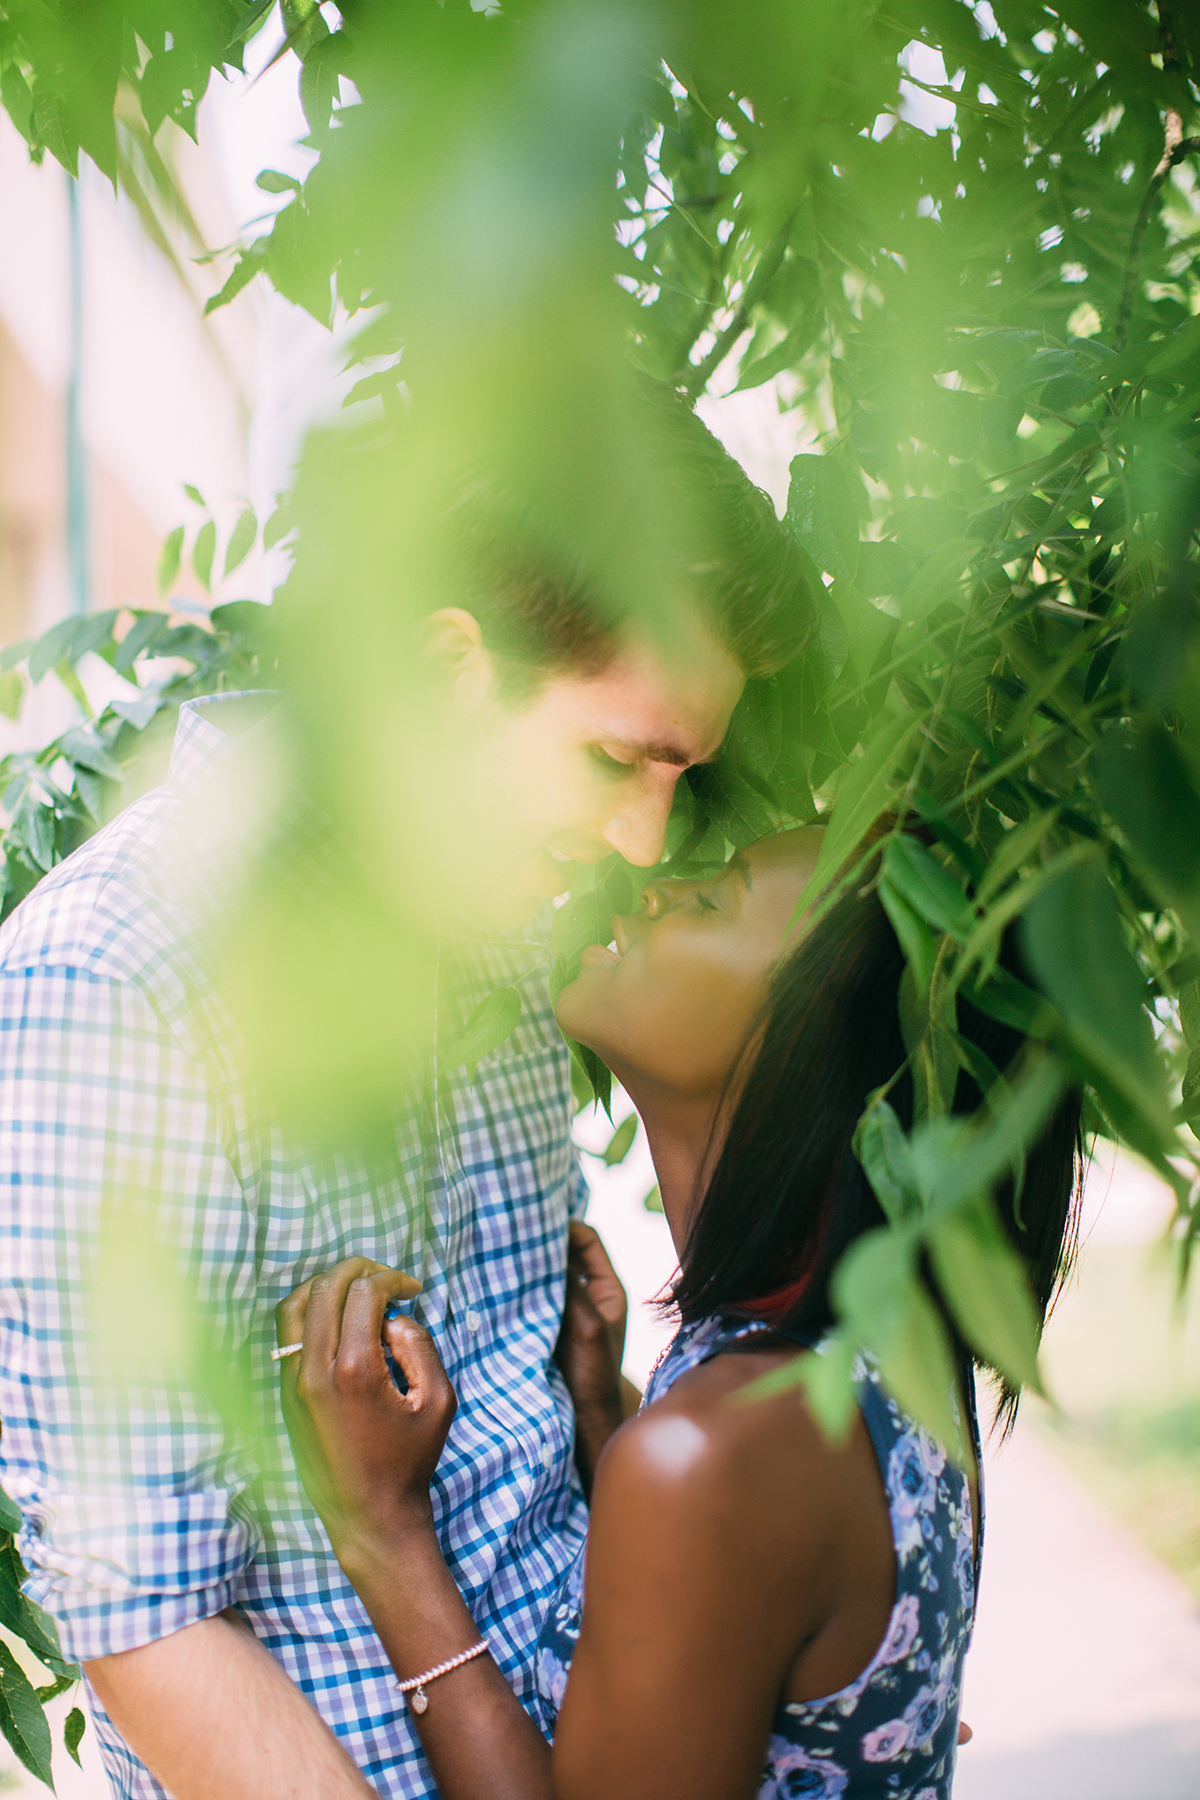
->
<box><xmin>592</xmin><ymin>1344</ymin><xmax>857</xmax><ymax>1524</ymax></box>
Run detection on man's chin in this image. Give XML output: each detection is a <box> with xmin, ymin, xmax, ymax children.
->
<box><xmin>453</xmin><ymin>881</ymin><xmax>550</xmax><ymax>933</ymax></box>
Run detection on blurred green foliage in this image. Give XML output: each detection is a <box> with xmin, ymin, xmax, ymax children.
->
<box><xmin>3</xmin><ymin>3</ymin><xmax>1200</xmax><ymax>1762</ymax></box>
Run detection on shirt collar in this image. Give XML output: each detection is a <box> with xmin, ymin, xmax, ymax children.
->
<box><xmin>167</xmin><ymin>692</ymin><xmax>281</xmax><ymax>792</ymax></box>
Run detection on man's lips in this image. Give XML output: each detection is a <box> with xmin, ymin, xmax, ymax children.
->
<box><xmin>536</xmin><ymin>846</ymin><xmax>577</xmax><ymax>897</ymax></box>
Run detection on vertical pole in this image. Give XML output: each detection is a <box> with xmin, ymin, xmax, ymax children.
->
<box><xmin>66</xmin><ymin>172</ymin><xmax>88</xmax><ymax>615</ymax></box>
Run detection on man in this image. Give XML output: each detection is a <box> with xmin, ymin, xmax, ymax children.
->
<box><xmin>0</xmin><ymin>426</ymin><xmax>813</xmax><ymax>1799</ymax></box>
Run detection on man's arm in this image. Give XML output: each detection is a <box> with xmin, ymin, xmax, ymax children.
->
<box><xmin>85</xmin><ymin>1612</ymin><xmax>378</xmax><ymax>1800</ymax></box>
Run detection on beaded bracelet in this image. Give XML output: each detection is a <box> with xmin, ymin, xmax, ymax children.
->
<box><xmin>396</xmin><ymin>1639</ymin><xmax>489</xmax><ymax>1714</ymax></box>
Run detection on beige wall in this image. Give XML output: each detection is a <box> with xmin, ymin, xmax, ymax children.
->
<box><xmin>0</xmin><ymin>314</ymin><xmax>186</xmax><ymax>645</ymax></box>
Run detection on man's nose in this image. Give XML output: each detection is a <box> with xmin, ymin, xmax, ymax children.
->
<box><xmin>600</xmin><ymin>772</ymin><xmax>680</xmax><ymax>868</ymax></box>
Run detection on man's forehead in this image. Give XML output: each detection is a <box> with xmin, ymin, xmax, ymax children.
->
<box><xmin>562</xmin><ymin>632</ymin><xmax>743</xmax><ymax>760</ymax></box>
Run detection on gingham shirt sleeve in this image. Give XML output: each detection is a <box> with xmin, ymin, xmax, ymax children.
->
<box><xmin>0</xmin><ymin>960</ymin><xmax>260</xmax><ymax>1662</ymax></box>
<box><xmin>567</xmin><ymin>1151</ymin><xmax>590</xmax><ymax>1221</ymax></box>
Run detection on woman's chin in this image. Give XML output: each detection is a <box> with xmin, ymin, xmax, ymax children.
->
<box><xmin>553</xmin><ymin>961</ymin><xmax>619</xmax><ymax>1057</ymax></box>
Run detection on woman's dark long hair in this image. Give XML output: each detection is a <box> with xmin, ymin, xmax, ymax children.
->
<box><xmin>672</xmin><ymin>838</ymin><xmax>1083</xmax><ymax>1428</ymax></box>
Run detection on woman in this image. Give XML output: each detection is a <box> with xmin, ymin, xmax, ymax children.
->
<box><xmin>276</xmin><ymin>825</ymin><xmax>1080</xmax><ymax>1800</ymax></box>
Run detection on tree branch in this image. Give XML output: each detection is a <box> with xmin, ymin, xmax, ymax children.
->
<box><xmin>678</xmin><ymin>220</ymin><xmax>792</xmax><ymax>400</ymax></box>
<box><xmin>1113</xmin><ymin>117</ymin><xmax>1200</xmax><ymax>354</ymax></box>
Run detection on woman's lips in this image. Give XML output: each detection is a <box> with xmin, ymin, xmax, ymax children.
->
<box><xmin>581</xmin><ymin>941</ymin><xmax>621</xmax><ymax>968</ymax></box>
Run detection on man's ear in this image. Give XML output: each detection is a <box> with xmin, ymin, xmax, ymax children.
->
<box><xmin>422</xmin><ymin>608</ymin><xmax>494</xmax><ymax>713</ymax></box>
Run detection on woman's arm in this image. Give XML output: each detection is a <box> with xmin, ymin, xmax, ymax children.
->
<box><xmin>276</xmin><ymin>1260</ymin><xmax>554</xmax><ymax>1800</ymax></box>
<box><xmin>277</xmin><ymin>1267</ymin><xmax>853</xmax><ymax>1800</ymax></box>
<box><xmin>551</xmin><ymin>1375</ymin><xmax>839</xmax><ymax>1800</ymax></box>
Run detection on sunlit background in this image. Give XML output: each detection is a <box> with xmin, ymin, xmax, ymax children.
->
<box><xmin>0</xmin><ymin>9</ymin><xmax>1197</xmax><ymax>1796</ymax></box>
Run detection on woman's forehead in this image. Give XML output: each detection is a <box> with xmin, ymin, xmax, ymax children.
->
<box><xmin>743</xmin><ymin>826</ymin><xmax>826</xmax><ymax>879</ymax></box>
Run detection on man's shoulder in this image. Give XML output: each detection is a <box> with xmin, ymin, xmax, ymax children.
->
<box><xmin>0</xmin><ymin>785</ymin><xmax>186</xmax><ymax>986</ymax></box>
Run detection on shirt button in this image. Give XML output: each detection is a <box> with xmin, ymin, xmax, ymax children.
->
<box><xmin>465</xmin><ymin>1308</ymin><xmax>482</xmax><ymax>1333</ymax></box>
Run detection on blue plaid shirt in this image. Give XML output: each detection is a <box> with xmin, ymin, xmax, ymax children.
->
<box><xmin>0</xmin><ymin>695</ymin><xmax>589</xmax><ymax>1797</ymax></box>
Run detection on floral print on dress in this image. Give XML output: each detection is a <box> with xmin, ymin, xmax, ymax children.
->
<box><xmin>533</xmin><ymin>1314</ymin><xmax>981</xmax><ymax>1799</ymax></box>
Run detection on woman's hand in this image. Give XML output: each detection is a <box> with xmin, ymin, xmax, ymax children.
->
<box><xmin>276</xmin><ymin>1258</ymin><xmax>453</xmax><ymax>1558</ymax></box>
<box><xmin>555</xmin><ymin>1223</ymin><xmax>630</xmax><ymax>1495</ymax></box>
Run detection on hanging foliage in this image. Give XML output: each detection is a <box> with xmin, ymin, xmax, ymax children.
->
<box><xmin>1</xmin><ymin>12</ymin><xmax>1200</xmax><ymax>1773</ymax></box>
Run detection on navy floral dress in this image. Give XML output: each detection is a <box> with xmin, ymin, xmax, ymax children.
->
<box><xmin>534</xmin><ymin>1313</ymin><xmax>981</xmax><ymax>1800</ymax></box>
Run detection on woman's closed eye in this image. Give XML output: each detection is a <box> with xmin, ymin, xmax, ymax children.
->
<box><xmin>694</xmin><ymin>890</ymin><xmax>719</xmax><ymax>914</ymax></box>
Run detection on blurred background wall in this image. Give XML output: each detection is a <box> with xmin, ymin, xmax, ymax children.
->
<box><xmin>0</xmin><ymin>19</ymin><xmax>337</xmax><ymax>754</ymax></box>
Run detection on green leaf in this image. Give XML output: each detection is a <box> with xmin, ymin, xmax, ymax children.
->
<box><xmin>300</xmin><ymin>32</ymin><xmax>346</xmax><ymax>136</ymax></box>
<box><xmin>928</xmin><ymin>1193</ymin><xmax>1044</xmax><ymax>1394</ymax></box>
<box><xmin>33</xmin><ymin>1674</ymin><xmax>74</xmax><ymax>1706</ymax></box>
<box><xmin>1095</xmin><ymin>723</ymin><xmax>1200</xmax><ymax>942</ymax></box>
<box><xmin>53</xmin><ymin>660</ymin><xmax>90</xmax><ymax>716</ymax></box>
<box><xmin>1</xmin><ymin>64</ymin><xmax>36</xmax><ymax>147</ymax></box>
<box><xmin>0</xmin><ymin>1639</ymin><xmax>54</xmax><ymax>1791</ymax></box>
<box><xmin>206</xmin><ymin>244</ymin><xmax>269</xmax><ymax>317</ymax></box>
<box><xmin>56</xmin><ymin>728</ymin><xmax>123</xmax><ymax>780</ymax></box>
<box><xmin>223</xmin><ymin>508</ymin><xmax>257</xmax><ymax>578</ymax></box>
<box><xmin>1182</xmin><ymin>1052</ymin><xmax>1200</xmax><ymax>1126</ymax></box>
<box><xmin>1021</xmin><ymin>865</ymin><xmax>1171</xmax><ymax>1143</ymax></box>
<box><xmin>256</xmin><ymin>168</ymin><xmax>301</xmax><ymax>193</ymax></box>
<box><xmin>797</xmin><ymin>1332</ymin><xmax>859</xmax><ymax>1442</ymax></box>
<box><xmin>113</xmin><ymin>612</ymin><xmax>167</xmax><ymax>675</ymax></box>
<box><xmin>0</xmin><ymin>670</ymin><xmax>25</xmax><ymax>722</ymax></box>
<box><xmin>738</xmin><ymin>1332</ymin><xmax>859</xmax><ymax>1443</ymax></box>
<box><xmin>263</xmin><ymin>497</ymin><xmax>295</xmax><ymax>550</ymax></box>
<box><xmin>852</xmin><ymin>1098</ymin><xmax>920</xmax><ymax>1225</ymax></box>
<box><xmin>832</xmin><ymin>1227</ymin><xmax>966</xmax><ymax>1461</ymax></box>
<box><xmin>601</xmin><ymin>1114</ymin><xmax>638</xmax><ymax>1166</ymax></box>
<box><xmin>730</xmin><ymin>677</ymin><xmax>782</xmax><ymax>775</ymax></box>
<box><xmin>157</xmin><ymin>526</ymin><xmax>184</xmax><ymax>595</ymax></box>
<box><xmin>878</xmin><ymin>878</ymin><xmax>936</xmax><ymax>992</ymax></box>
<box><xmin>266</xmin><ymin>196</ymin><xmax>331</xmax><ymax>323</ymax></box>
<box><xmin>0</xmin><ymin>1541</ymin><xmax>68</xmax><ymax>1672</ymax></box>
<box><xmin>569</xmin><ymin>1039</ymin><xmax>612</xmax><ymax>1118</ymax></box>
<box><xmin>28</xmin><ymin>620</ymin><xmax>79</xmax><ymax>686</ymax></box>
<box><xmin>643</xmin><ymin>1183</ymin><xmax>663</xmax><ymax>1212</ymax></box>
<box><xmin>440</xmin><ymin>987</ymin><xmax>522</xmax><ymax>1084</ymax></box>
<box><xmin>68</xmin><ymin>610</ymin><xmax>120</xmax><ymax>663</ymax></box>
<box><xmin>880</xmin><ymin>837</ymin><xmax>973</xmax><ymax>940</ymax></box>
<box><xmin>64</xmin><ymin>1706</ymin><xmax>85</xmax><ymax>1767</ymax></box>
<box><xmin>0</xmin><ymin>1488</ymin><xmax>21</xmax><ymax>1533</ymax></box>
<box><xmin>1179</xmin><ymin>980</ymin><xmax>1200</xmax><ymax>1051</ymax></box>
<box><xmin>551</xmin><ymin>884</ymin><xmax>619</xmax><ymax>980</ymax></box>
<box><xmin>914</xmin><ymin>1053</ymin><xmax>1065</xmax><ymax>1222</ymax></box>
<box><xmin>210</xmin><ymin>600</ymin><xmax>273</xmax><ymax>651</ymax></box>
<box><xmin>902</xmin><ymin>969</ymin><xmax>961</xmax><ymax>1127</ymax></box>
<box><xmin>976</xmin><ymin>809</ymin><xmax>1062</xmax><ymax>906</ymax></box>
<box><xmin>799</xmin><ymin>712</ymin><xmax>924</xmax><ymax>914</ymax></box>
<box><xmin>11</xmin><ymin>797</ymin><xmax>56</xmax><ymax>873</ymax></box>
<box><xmin>72</xmin><ymin>768</ymin><xmax>105</xmax><ymax>824</ymax></box>
<box><xmin>192</xmin><ymin>521</ymin><xmax>216</xmax><ymax>592</ymax></box>
<box><xmin>183</xmin><ymin>485</ymin><xmax>205</xmax><ymax>508</ymax></box>
<box><xmin>785</xmin><ymin>454</ymin><xmax>860</xmax><ymax>583</ymax></box>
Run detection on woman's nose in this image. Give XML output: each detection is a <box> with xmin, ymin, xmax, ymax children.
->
<box><xmin>641</xmin><ymin>883</ymin><xmax>670</xmax><ymax>920</ymax></box>
<box><xmin>640</xmin><ymin>880</ymin><xmax>686</xmax><ymax>919</ymax></box>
